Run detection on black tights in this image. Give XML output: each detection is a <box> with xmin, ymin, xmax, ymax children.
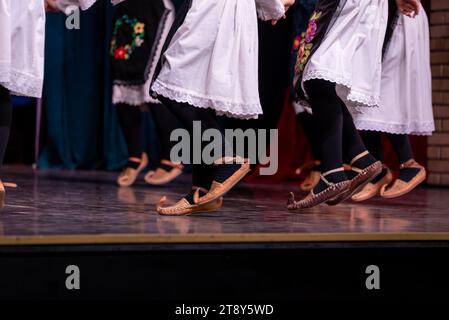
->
<box><xmin>304</xmin><ymin>79</ymin><xmax>369</xmax><ymax>174</ymax></box>
<box><xmin>361</xmin><ymin>131</ymin><xmax>414</xmax><ymax>164</ymax></box>
<box><xmin>158</xmin><ymin>96</ymin><xmax>232</xmax><ymax>190</ymax></box>
<box><xmin>116</xmin><ymin>103</ymin><xmax>180</xmax><ymax>161</ymax></box>
<box><xmin>117</xmin><ymin>104</ymin><xmax>142</xmax><ymax>159</ymax></box>
<box><xmin>296</xmin><ymin>111</ymin><xmax>321</xmax><ymax>164</ymax></box>
<box><xmin>0</xmin><ymin>85</ymin><xmax>12</xmax><ymax>170</ymax></box>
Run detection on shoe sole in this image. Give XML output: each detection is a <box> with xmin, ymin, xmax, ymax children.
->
<box><xmin>158</xmin><ymin>198</ymin><xmax>223</xmax><ymax>216</ymax></box>
<box><xmin>326</xmin><ymin>161</ymin><xmax>382</xmax><ymax>206</ymax></box>
<box><xmin>381</xmin><ymin>170</ymin><xmax>426</xmax><ymax>199</ymax></box>
<box><xmin>287</xmin><ymin>180</ymin><xmax>351</xmax><ymax>210</ymax></box>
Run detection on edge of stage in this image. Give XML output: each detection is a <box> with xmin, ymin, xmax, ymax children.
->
<box><xmin>1</xmin><ymin>166</ymin><xmax>449</xmax><ymax>303</ymax></box>
<box><xmin>1</xmin><ymin>232</ymin><xmax>449</xmax><ymax>246</ymax></box>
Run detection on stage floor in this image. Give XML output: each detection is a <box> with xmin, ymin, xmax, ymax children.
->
<box><xmin>0</xmin><ymin>166</ymin><xmax>448</xmax><ymax>244</ymax></box>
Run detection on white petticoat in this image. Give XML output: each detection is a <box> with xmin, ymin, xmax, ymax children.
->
<box><xmin>302</xmin><ymin>0</ymin><xmax>388</xmax><ymax>108</ymax></box>
<box><xmin>0</xmin><ymin>0</ymin><xmax>46</xmax><ymax>98</ymax></box>
<box><xmin>351</xmin><ymin>7</ymin><xmax>435</xmax><ymax>136</ymax></box>
<box><xmin>151</xmin><ymin>0</ymin><xmax>285</xmax><ymax>119</ymax></box>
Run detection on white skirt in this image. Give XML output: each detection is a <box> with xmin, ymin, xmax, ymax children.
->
<box><xmin>351</xmin><ymin>7</ymin><xmax>435</xmax><ymax>136</ymax></box>
<box><xmin>0</xmin><ymin>0</ymin><xmax>46</xmax><ymax>98</ymax></box>
<box><xmin>302</xmin><ymin>0</ymin><xmax>388</xmax><ymax>108</ymax></box>
<box><xmin>151</xmin><ymin>0</ymin><xmax>284</xmax><ymax>119</ymax></box>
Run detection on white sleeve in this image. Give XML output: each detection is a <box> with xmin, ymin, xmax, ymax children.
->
<box><xmin>56</xmin><ymin>0</ymin><xmax>125</xmax><ymax>12</ymax></box>
<box><xmin>55</xmin><ymin>0</ymin><xmax>97</xmax><ymax>11</ymax></box>
<box><xmin>255</xmin><ymin>0</ymin><xmax>285</xmax><ymax>21</ymax></box>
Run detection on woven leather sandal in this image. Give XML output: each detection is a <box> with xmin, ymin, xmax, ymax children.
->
<box><xmin>0</xmin><ymin>180</ymin><xmax>18</xmax><ymax>210</ymax></box>
<box><xmin>287</xmin><ymin>168</ymin><xmax>351</xmax><ymax>210</ymax></box>
<box><xmin>380</xmin><ymin>159</ymin><xmax>426</xmax><ymax>199</ymax></box>
<box><xmin>117</xmin><ymin>152</ymin><xmax>149</xmax><ymax>187</ymax></box>
<box><xmin>156</xmin><ymin>187</ymin><xmax>223</xmax><ymax>216</ymax></box>
<box><xmin>194</xmin><ymin>157</ymin><xmax>251</xmax><ymax>206</ymax></box>
<box><xmin>326</xmin><ymin>151</ymin><xmax>382</xmax><ymax>206</ymax></box>
<box><xmin>145</xmin><ymin>160</ymin><xmax>184</xmax><ymax>185</ymax></box>
<box><xmin>352</xmin><ymin>165</ymin><xmax>393</xmax><ymax>202</ymax></box>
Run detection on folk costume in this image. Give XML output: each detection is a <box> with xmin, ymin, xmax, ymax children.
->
<box><xmin>109</xmin><ymin>0</ymin><xmax>183</xmax><ymax>187</ymax></box>
<box><xmin>290</xmin><ymin>0</ymin><xmax>321</xmax><ymax>192</ymax></box>
<box><xmin>0</xmin><ymin>0</ymin><xmax>46</xmax><ymax>209</ymax></box>
<box><xmin>150</xmin><ymin>0</ymin><xmax>287</xmax><ymax>215</ymax></box>
<box><xmin>288</xmin><ymin>0</ymin><xmax>392</xmax><ymax>209</ymax></box>
<box><xmin>351</xmin><ymin>2</ymin><xmax>434</xmax><ymax>201</ymax></box>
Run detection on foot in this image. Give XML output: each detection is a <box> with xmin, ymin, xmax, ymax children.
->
<box><xmin>295</xmin><ymin>160</ymin><xmax>321</xmax><ymax>175</ymax></box>
<box><xmin>117</xmin><ymin>152</ymin><xmax>149</xmax><ymax>187</ymax></box>
<box><xmin>351</xmin><ymin>165</ymin><xmax>393</xmax><ymax>202</ymax></box>
<box><xmin>287</xmin><ymin>168</ymin><xmax>351</xmax><ymax>210</ymax></box>
<box><xmin>0</xmin><ymin>180</ymin><xmax>4</xmax><ymax>210</ymax></box>
<box><xmin>326</xmin><ymin>151</ymin><xmax>382</xmax><ymax>206</ymax></box>
<box><xmin>299</xmin><ymin>170</ymin><xmax>321</xmax><ymax>192</ymax></box>
<box><xmin>144</xmin><ymin>160</ymin><xmax>183</xmax><ymax>185</ymax></box>
<box><xmin>194</xmin><ymin>157</ymin><xmax>251</xmax><ymax>205</ymax></box>
<box><xmin>380</xmin><ymin>159</ymin><xmax>426</xmax><ymax>199</ymax></box>
<box><xmin>156</xmin><ymin>187</ymin><xmax>223</xmax><ymax>216</ymax></box>
<box><xmin>0</xmin><ymin>180</ymin><xmax>17</xmax><ymax>211</ymax></box>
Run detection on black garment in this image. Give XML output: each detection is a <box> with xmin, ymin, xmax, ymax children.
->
<box><xmin>304</xmin><ymin>79</ymin><xmax>377</xmax><ymax>193</ymax></box>
<box><xmin>0</xmin><ymin>85</ymin><xmax>12</xmax><ymax>169</ymax></box>
<box><xmin>361</xmin><ymin>131</ymin><xmax>414</xmax><ymax>165</ymax></box>
<box><xmin>304</xmin><ymin>79</ymin><xmax>368</xmax><ymax>172</ymax></box>
<box><xmin>151</xmin><ymin>0</ymin><xmax>193</xmax><ymax>92</ymax></box>
<box><xmin>157</xmin><ymin>97</ymin><xmax>228</xmax><ymax>160</ymax></box>
<box><xmin>111</xmin><ymin>0</ymin><xmax>168</xmax><ymax>84</ymax></box>
<box><xmin>360</xmin><ymin>131</ymin><xmax>384</xmax><ymax>162</ymax></box>
<box><xmin>296</xmin><ymin>112</ymin><xmax>321</xmax><ymax>162</ymax></box>
<box><xmin>149</xmin><ymin>103</ymin><xmax>179</xmax><ymax>160</ymax></box>
<box><xmin>117</xmin><ymin>102</ymin><xmax>183</xmax><ymax>168</ymax></box>
<box><xmin>382</xmin><ymin>0</ymin><xmax>399</xmax><ymax>58</ymax></box>
<box><xmin>116</xmin><ymin>104</ymin><xmax>143</xmax><ymax>159</ymax></box>
<box><xmin>294</xmin><ymin>0</ymin><xmax>342</xmax><ymax>100</ymax></box>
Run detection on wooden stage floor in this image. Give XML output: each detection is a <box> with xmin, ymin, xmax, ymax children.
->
<box><xmin>0</xmin><ymin>166</ymin><xmax>448</xmax><ymax>245</ymax></box>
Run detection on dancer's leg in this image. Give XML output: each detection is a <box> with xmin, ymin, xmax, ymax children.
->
<box><xmin>117</xmin><ymin>103</ymin><xmax>144</xmax><ymax>166</ymax></box>
<box><xmin>145</xmin><ymin>103</ymin><xmax>184</xmax><ymax>185</ymax></box>
<box><xmin>0</xmin><ymin>85</ymin><xmax>12</xmax><ymax>209</ymax></box>
<box><xmin>296</xmin><ymin>111</ymin><xmax>321</xmax><ymax>191</ymax></box>
<box><xmin>387</xmin><ymin>134</ymin><xmax>421</xmax><ymax>182</ymax></box>
<box><xmin>360</xmin><ymin>131</ymin><xmax>383</xmax><ymax>162</ymax></box>
<box><xmin>0</xmin><ymin>85</ymin><xmax>12</xmax><ymax>170</ymax></box>
<box><xmin>116</xmin><ymin>104</ymin><xmax>147</xmax><ymax>187</ymax></box>
<box><xmin>150</xmin><ymin>103</ymin><xmax>178</xmax><ymax>161</ymax></box>
<box><xmin>303</xmin><ymin>79</ymin><xmax>348</xmax><ymax>193</ymax></box>
<box><xmin>296</xmin><ymin>111</ymin><xmax>321</xmax><ymax>163</ymax></box>
<box><xmin>340</xmin><ymin>103</ymin><xmax>377</xmax><ymax>170</ymax></box>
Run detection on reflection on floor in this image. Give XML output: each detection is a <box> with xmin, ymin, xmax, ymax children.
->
<box><xmin>0</xmin><ymin>166</ymin><xmax>448</xmax><ymax>239</ymax></box>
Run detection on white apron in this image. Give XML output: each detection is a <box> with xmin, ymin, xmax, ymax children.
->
<box><xmin>151</xmin><ymin>0</ymin><xmax>285</xmax><ymax>119</ymax></box>
<box><xmin>302</xmin><ymin>0</ymin><xmax>389</xmax><ymax>108</ymax></box>
<box><xmin>351</xmin><ymin>7</ymin><xmax>435</xmax><ymax>136</ymax></box>
<box><xmin>0</xmin><ymin>0</ymin><xmax>46</xmax><ymax>98</ymax></box>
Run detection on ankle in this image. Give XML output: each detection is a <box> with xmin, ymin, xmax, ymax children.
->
<box><xmin>351</xmin><ymin>151</ymin><xmax>376</xmax><ymax>169</ymax></box>
<box><xmin>127</xmin><ymin>157</ymin><xmax>141</xmax><ymax>170</ymax></box>
<box><xmin>313</xmin><ymin>168</ymin><xmax>348</xmax><ymax>194</ymax></box>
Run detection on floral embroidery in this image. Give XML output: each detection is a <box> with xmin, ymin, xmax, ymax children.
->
<box><xmin>110</xmin><ymin>15</ymin><xmax>145</xmax><ymax>60</ymax></box>
<box><xmin>295</xmin><ymin>11</ymin><xmax>322</xmax><ymax>75</ymax></box>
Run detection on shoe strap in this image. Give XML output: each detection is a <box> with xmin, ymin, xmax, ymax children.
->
<box><xmin>321</xmin><ymin>167</ymin><xmax>345</xmax><ymax>186</ymax></box>
<box><xmin>349</xmin><ymin>151</ymin><xmax>369</xmax><ymax>166</ymax></box>
<box><xmin>3</xmin><ymin>182</ymin><xmax>17</xmax><ymax>188</ymax></box>
<box><xmin>192</xmin><ymin>186</ymin><xmax>209</xmax><ymax>194</ymax></box>
<box><xmin>400</xmin><ymin>159</ymin><xmax>419</xmax><ymax>170</ymax></box>
<box><xmin>213</xmin><ymin>156</ymin><xmax>247</xmax><ymax>165</ymax></box>
<box><xmin>128</xmin><ymin>156</ymin><xmax>143</xmax><ymax>164</ymax></box>
<box><xmin>161</xmin><ymin>159</ymin><xmax>184</xmax><ymax>170</ymax></box>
